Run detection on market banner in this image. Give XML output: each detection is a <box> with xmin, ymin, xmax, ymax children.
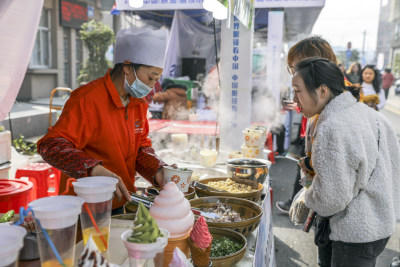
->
<box><xmin>116</xmin><ymin>0</ymin><xmax>323</xmax><ymax>10</ymax></box>
<box><xmin>255</xmin><ymin>0</ymin><xmax>325</xmax><ymax>8</ymax></box>
<box><xmin>219</xmin><ymin>15</ymin><xmax>253</xmax><ymax>151</ymax></box>
<box><xmin>0</xmin><ymin>0</ymin><xmax>44</xmax><ymax>121</ymax></box>
<box><xmin>266</xmin><ymin>11</ymin><xmax>284</xmax><ymax>106</ymax></box>
<box><xmin>232</xmin><ymin>0</ymin><xmax>253</xmax><ymax>29</ymax></box>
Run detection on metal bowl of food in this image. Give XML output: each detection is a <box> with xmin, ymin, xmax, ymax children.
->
<box><xmin>226</xmin><ymin>158</ymin><xmax>270</xmax><ymax>188</ymax></box>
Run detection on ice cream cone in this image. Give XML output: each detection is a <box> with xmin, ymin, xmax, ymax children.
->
<box><xmin>163</xmin><ymin>232</ymin><xmax>190</xmax><ymax>267</ymax></box>
<box><xmin>188</xmin><ymin>237</ymin><xmax>212</xmax><ymax>267</ymax></box>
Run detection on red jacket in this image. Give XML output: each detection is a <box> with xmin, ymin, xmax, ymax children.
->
<box><xmin>38</xmin><ymin>71</ymin><xmax>163</xmax><ymax>209</ymax></box>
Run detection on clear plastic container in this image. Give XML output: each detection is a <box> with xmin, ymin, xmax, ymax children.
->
<box><xmin>73</xmin><ymin>177</ymin><xmax>117</xmax><ymax>253</ymax></box>
<box><xmin>29</xmin><ymin>196</ymin><xmax>84</xmax><ymax>267</ymax></box>
<box><xmin>121</xmin><ymin>228</ymin><xmax>169</xmax><ymax>267</ymax></box>
<box><xmin>0</xmin><ymin>225</ymin><xmax>27</xmax><ymax>267</ymax></box>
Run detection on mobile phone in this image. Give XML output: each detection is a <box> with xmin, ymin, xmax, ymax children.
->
<box><xmin>283</xmin><ymin>100</ymin><xmax>294</xmax><ymax>105</ymax></box>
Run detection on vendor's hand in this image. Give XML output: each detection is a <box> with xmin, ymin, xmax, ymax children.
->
<box><xmin>298</xmin><ymin>157</ymin><xmax>312</xmax><ymax>174</ymax></box>
<box><xmin>91</xmin><ymin>165</ymin><xmax>131</xmax><ymax>202</ymax></box>
<box><xmin>155</xmin><ymin>164</ymin><xmax>178</xmax><ymax>188</ymax></box>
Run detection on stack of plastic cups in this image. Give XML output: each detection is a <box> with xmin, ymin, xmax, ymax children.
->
<box><xmin>121</xmin><ymin>228</ymin><xmax>170</xmax><ymax>267</ymax></box>
<box><xmin>0</xmin><ymin>225</ymin><xmax>27</xmax><ymax>267</ymax></box>
<box><xmin>29</xmin><ymin>195</ymin><xmax>84</xmax><ymax>267</ymax></box>
<box><xmin>72</xmin><ymin>177</ymin><xmax>118</xmax><ymax>256</ymax></box>
<box><xmin>242</xmin><ymin>128</ymin><xmax>265</xmax><ymax>159</ymax></box>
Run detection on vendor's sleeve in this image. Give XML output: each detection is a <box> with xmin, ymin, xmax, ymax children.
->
<box><xmin>38</xmin><ymin>137</ymin><xmax>102</xmax><ymax>178</ymax></box>
<box><xmin>305</xmin><ymin>126</ymin><xmax>360</xmax><ymax>217</ymax></box>
<box><xmin>136</xmin><ymin>146</ymin><xmax>168</xmax><ymax>186</ymax></box>
<box><xmin>37</xmin><ymin>92</ymin><xmax>99</xmax><ymax>177</ymax></box>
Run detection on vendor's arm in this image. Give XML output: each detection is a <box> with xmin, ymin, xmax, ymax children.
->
<box><xmin>304</xmin><ymin>126</ymin><xmax>359</xmax><ymax>217</ymax></box>
<box><xmin>38</xmin><ymin>137</ymin><xmax>101</xmax><ymax>178</ymax></box>
<box><xmin>152</xmin><ymin>91</ymin><xmax>171</xmax><ymax>103</ymax></box>
<box><xmin>38</xmin><ymin>93</ymin><xmax>98</xmax><ymax>177</ymax></box>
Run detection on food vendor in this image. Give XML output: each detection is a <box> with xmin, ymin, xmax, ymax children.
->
<box><xmin>38</xmin><ymin>27</ymin><xmax>172</xmax><ymax>215</ymax></box>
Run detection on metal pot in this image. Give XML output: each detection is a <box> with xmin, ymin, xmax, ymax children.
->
<box><xmin>226</xmin><ymin>158</ymin><xmax>269</xmax><ymax>188</ymax></box>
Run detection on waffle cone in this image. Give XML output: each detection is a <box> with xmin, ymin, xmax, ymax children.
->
<box><xmin>188</xmin><ymin>237</ymin><xmax>212</xmax><ymax>267</ymax></box>
<box><xmin>163</xmin><ymin>232</ymin><xmax>190</xmax><ymax>267</ymax></box>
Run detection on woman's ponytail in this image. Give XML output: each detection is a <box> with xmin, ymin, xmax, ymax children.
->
<box><xmin>346</xmin><ymin>84</ymin><xmax>363</xmax><ymax>102</ymax></box>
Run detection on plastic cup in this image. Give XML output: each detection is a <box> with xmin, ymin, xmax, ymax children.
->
<box><xmin>73</xmin><ymin>177</ymin><xmax>118</xmax><ymax>253</ymax></box>
<box><xmin>171</xmin><ymin>134</ymin><xmax>188</xmax><ymax>151</ymax></box>
<box><xmin>200</xmin><ymin>149</ymin><xmax>218</xmax><ymax>168</ymax></box>
<box><xmin>243</xmin><ymin>128</ymin><xmax>265</xmax><ymax>147</ymax></box>
<box><xmin>241</xmin><ymin>144</ymin><xmax>264</xmax><ymax>159</ymax></box>
<box><xmin>29</xmin><ymin>195</ymin><xmax>84</xmax><ymax>267</ymax></box>
<box><xmin>163</xmin><ymin>166</ymin><xmax>193</xmax><ymax>193</ymax></box>
<box><xmin>0</xmin><ymin>225</ymin><xmax>27</xmax><ymax>267</ymax></box>
<box><xmin>121</xmin><ymin>228</ymin><xmax>170</xmax><ymax>267</ymax></box>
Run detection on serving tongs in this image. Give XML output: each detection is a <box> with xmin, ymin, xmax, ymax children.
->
<box><xmin>192</xmin><ymin>181</ymin><xmax>227</xmax><ymax>192</ymax></box>
<box><xmin>130</xmin><ymin>193</ymin><xmax>220</xmax><ymax>220</ymax></box>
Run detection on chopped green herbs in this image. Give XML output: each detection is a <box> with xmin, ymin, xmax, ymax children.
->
<box><xmin>210</xmin><ymin>237</ymin><xmax>243</xmax><ymax>257</ymax></box>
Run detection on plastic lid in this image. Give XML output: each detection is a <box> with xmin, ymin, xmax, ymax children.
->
<box><xmin>0</xmin><ymin>180</ymin><xmax>33</xmax><ymax>197</ymax></box>
<box><xmin>29</xmin><ymin>196</ymin><xmax>84</xmax><ymax>229</ymax></box>
<box><xmin>73</xmin><ymin>177</ymin><xmax>118</xmax><ymax>203</ymax></box>
<box><xmin>121</xmin><ymin>228</ymin><xmax>170</xmax><ymax>259</ymax></box>
<box><xmin>0</xmin><ymin>225</ymin><xmax>27</xmax><ymax>266</ymax></box>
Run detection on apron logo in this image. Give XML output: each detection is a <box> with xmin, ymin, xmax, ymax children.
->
<box><xmin>134</xmin><ymin>119</ymin><xmax>144</xmax><ymax>133</ymax></box>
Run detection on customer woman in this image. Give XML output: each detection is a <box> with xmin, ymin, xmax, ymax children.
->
<box><xmin>38</xmin><ymin>28</ymin><xmax>173</xmax><ymax>214</ymax></box>
<box><xmin>360</xmin><ymin>64</ymin><xmax>386</xmax><ymax>110</ymax></box>
<box><xmin>293</xmin><ymin>57</ymin><xmax>400</xmax><ymax>266</ymax></box>
<box><xmin>276</xmin><ymin>36</ymin><xmax>339</xmax><ymax>214</ymax></box>
<box><xmin>345</xmin><ymin>62</ymin><xmax>361</xmax><ymax>84</ymax></box>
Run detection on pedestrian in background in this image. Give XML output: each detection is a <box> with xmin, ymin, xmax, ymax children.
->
<box><xmin>294</xmin><ymin>57</ymin><xmax>400</xmax><ymax>267</ymax></box>
<box><xmin>382</xmin><ymin>68</ymin><xmax>395</xmax><ymax>99</ymax></box>
<box><xmin>153</xmin><ymin>80</ymin><xmax>189</xmax><ymax>120</ymax></box>
<box><xmin>338</xmin><ymin>63</ymin><xmax>345</xmax><ymax>75</ymax></box>
<box><xmin>345</xmin><ymin>62</ymin><xmax>361</xmax><ymax>84</ymax></box>
<box><xmin>360</xmin><ymin>65</ymin><xmax>386</xmax><ymax>110</ymax></box>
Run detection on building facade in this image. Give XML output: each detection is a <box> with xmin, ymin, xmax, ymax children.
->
<box><xmin>17</xmin><ymin>0</ymin><xmax>103</xmax><ymax>101</ymax></box>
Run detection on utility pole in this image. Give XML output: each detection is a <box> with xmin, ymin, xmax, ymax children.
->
<box><xmin>362</xmin><ymin>30</ymin><xmax>367</xmax><ymax>65</ymax></box>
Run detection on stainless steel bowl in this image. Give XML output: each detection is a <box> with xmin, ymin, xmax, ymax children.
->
<box><xmin>226</xmin><ymin>158</ymin><xmax>269</xmax><ymax>188</ymax></box>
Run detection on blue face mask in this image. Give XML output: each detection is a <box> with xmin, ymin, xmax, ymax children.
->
<box><xmin>124</xmin><ymin>68</ymin><xmax>153</xmax><ymax>98</ymax></box>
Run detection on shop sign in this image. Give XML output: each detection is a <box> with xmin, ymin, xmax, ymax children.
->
<box><xmin>60</xmin><ymin>0</ymin><xmax>88</xmax><ymax>29</ymax></box>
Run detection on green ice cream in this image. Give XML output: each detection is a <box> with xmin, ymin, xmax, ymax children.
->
<box><xmin>128</xmin><ymin>202</ymin><xmax>163</xmax><ymax>244</ymax></box>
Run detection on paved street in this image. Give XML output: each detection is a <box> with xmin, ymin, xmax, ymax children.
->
<box><xmin>271</xmin><ymin>88</ymin><xmax>400</xmax><ymax>267</ymax></box>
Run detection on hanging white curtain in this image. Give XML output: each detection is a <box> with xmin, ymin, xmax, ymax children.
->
<box><xmin>0</xmin><ymin>0</ymin><xmax>44</xmax><ymax>120</ymax></box>
<box><xmin>162</xmin><ymin>10</ymin><xmax>220</xmax><ymax>79</ymax></box>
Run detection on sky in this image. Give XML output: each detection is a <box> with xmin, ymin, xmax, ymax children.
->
<box><xmin>311</xmin><ymin>0</ymin><xmax>382</xmax><ymax>52</ymax></box>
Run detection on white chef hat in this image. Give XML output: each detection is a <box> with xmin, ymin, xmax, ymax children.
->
<box><xmin>114</xmin><ymin>27</ymin><xmax>168</xmax><ymax>69</ymax></box>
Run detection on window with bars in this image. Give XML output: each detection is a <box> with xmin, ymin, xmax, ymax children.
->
<box><xmin>63</xmin><ymin>28</ymin><xmax>71</xmax><ymax>86</ymax></box>
<box><xmin>76</xmin><ymin>29</ymin><xmax>83</xmax><ymax>81</ymax></box>
<box><xmin>30</xmin><ymin>9</ymin><xmax>51</xmax><ymax>68</ymax></box>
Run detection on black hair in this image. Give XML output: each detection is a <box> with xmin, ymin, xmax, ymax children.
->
<box><xmin>385</xmin><ymin>68</ymin><xmax>391</xmax><ymax>73</ymax></box>
<box><xmin>110</xmin><ymin>63</ymin><xmax>150</xmax><ymax>80</ymax></box>
<box><xmin>295</xmin><ymin>57</ymin><xmax>362</xmax><ymax>101</ymax></box>
<box><xmin>360</xmin><ymin>65</ymin><xmax>381</xmax><ymax>94</ymax></box>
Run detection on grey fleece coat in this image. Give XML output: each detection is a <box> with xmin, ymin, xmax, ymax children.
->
<box><xmin>305</xmin><ymin>92</ymin><xmax>400</xmax><ymax>243</ymax></box>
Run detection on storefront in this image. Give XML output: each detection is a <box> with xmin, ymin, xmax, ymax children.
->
<box><xmin>17</xmin><ymin>0</ymin><xmax>102</xmax><ymax>101</ymax></box>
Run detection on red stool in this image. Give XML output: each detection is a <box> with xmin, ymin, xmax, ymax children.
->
<box><xmin>15</xmin><ymin>163</ymin><xmax>61</xmax><ymax>201</ymax></box>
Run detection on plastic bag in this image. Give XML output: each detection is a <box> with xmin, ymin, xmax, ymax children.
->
<box><xmin>289</xmin><ymin>187</ymin><xmax>310</xmax><ymax>225</ymax></box>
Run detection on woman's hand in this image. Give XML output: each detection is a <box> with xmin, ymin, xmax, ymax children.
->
<box><xmin>298</xmin><ymin>157</ymin><xmax>312</xmax><ymax>174</ymax></box>
<box><xmin>91</xmin><ymin>165</ymin><xmax>131</xmax><ymax>202</ymax></box>
<box><xmin>155</xmin><ymin>164</ymin><xmax>178</xmax><ymax>188</ymax></box>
